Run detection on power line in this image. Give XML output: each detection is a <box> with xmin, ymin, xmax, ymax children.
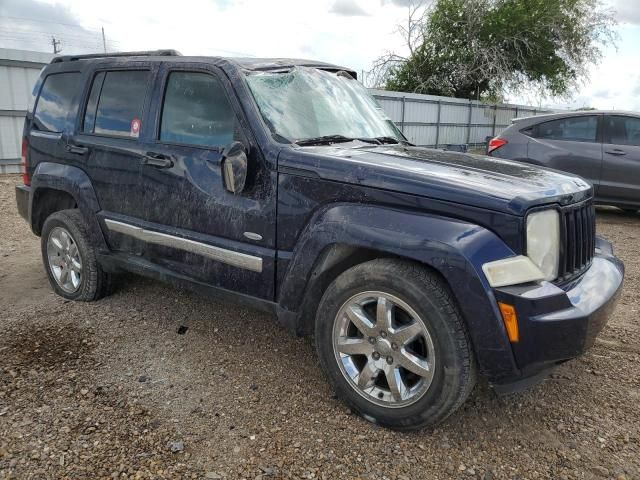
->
<box><xmin>0</xmin><ymin>26</ymin><xmax>119</xmax><ymax>43</ymax></box>
<box><xmin>0</xmin><ymin>22</ymin><xmax>254</xmax><ymax>58</ymax></box>
<box><xmin>0</xmin><ymin>35</ymin><xmax>115</xmax><ymax>50</ymax></box>
<box><xmin>0</xmin><ymin>35</ymin><xmax>118</xmax><ymax>55</ymax></box>
<box><xmin>0</xmin><ymin>15</ymin><xmax>105</xmax><ymax>32</ymax></box>
<box><xmin>0</xmin><ymin>28</ymin><xmax>122</xmax><ymax>51</ymax></box>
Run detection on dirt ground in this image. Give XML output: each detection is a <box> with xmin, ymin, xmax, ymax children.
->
<box><xmin>0</xmin><ymin>174</ymin><xmax>638</xmax><ymax>480</ymax></box>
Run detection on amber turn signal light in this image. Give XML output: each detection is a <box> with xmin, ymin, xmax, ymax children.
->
<box><xmin>498</xmin><ymin>302</ymin><xmax>519</xmax><ymax>343</ymax></box>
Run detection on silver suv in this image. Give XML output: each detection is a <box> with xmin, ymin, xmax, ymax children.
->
<box><xmin>488</xmin><ymin>111</ymin><xmax>640</xmax><ymax>212</ymax></box>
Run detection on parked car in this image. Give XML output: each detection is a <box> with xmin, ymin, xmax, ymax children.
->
<box><xmin>488</xmin><ymin>111</ymin><xmax>640</xmax><ymax>212</ymax></box>
<box><xmin>16</xmin><ymin>51</ymin><xmax>624</xmax><ymax>430</ymax></box>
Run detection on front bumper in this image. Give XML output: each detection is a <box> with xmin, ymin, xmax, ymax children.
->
<box><xmin>491</xmin><ymin>236</ymin><xmax>624</xmax><ymax>392</ymax></box>
<box><xmin>15</xmin><ymin>184</ymin><xmax>30</xmax><ymax>222</ymax></box>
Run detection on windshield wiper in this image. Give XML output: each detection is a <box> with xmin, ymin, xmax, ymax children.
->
<box><xmin>294</xmin><ymin>135</ymin><xmax>357</xmax><ymax>146</ymax></box>
<box><xmin>373</xmin><ymin>136</ymin><xmax>402</xmax><ymax>144</ymax></box>
<box><xmin>362</xmin><ymin>136</ymin><xmax>413</xmax><ymax>145</ymax></box>
<box><xmin>294</xmin><ymin>135</ymin><xmax>384</xmax><ymax>146</ymax></box>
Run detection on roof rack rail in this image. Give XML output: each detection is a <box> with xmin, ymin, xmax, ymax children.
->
<box><xmin>51</xmin><ymin>49</ymin><xmax>182</xmax><ymax>63</ymax></box>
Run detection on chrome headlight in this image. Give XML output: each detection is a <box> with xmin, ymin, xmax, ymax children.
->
<box><xmin>483</xmin><ymin>209</ymin><xmax>560</xmax><ymax>287</ymax></box>
<box><xmin>526</xmin><ymin>209</ymin><xmax>560</xmax><ymax>281</ymax></box>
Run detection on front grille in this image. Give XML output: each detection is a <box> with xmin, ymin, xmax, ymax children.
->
<box><xmin>558</xmin><ymin>200</ymin><xmax>595</xmax><ymax>281</ymax></box>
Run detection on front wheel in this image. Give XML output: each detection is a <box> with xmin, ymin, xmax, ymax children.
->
<box><xmin>315</xmin><ymin>259</ymin><xmax>476</xmax><ymax>430</ymax></box>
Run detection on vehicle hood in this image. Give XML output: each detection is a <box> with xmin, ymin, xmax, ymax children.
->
<box><xmin>279</xmin><ymin>144</ymin><xmax>592</xmax><ymax>215</ymax></box>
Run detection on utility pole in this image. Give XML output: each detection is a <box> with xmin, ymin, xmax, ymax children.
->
<box><xmin>51</xmin><ymin>36</ymin><xmax>61</xmax><ymax>54</ymax></box>
<box><xmin>101</xmin><ymin>26</ymin><xmax>107</xmax><ymax>53</ymax></box>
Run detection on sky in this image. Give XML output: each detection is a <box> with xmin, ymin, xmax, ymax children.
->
<box><xmin>1</xmin><ymin>0</ymin><xmax>639</xmax><ymax>111</ymax></box>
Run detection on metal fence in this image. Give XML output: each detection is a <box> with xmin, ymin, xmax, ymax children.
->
<box><xmin>370</xmin><ymin>89</ymin><xmax>554</xmax><ymax>148</ymax></box>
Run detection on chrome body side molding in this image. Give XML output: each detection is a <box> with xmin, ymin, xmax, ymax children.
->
<box><xmin>104</xmin><ymin>219</ymin><xmax>263</xmax><ymax>273</ymax></box>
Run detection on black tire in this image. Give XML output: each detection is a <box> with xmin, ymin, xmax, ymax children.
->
<box><xmin>315</xmin><ymin>259</ymin><xmax>476</xmax><ymax>430</ymax></box>
<box><xmin>41</xmin><ymin>209</ymin><xmax>114</xmax><ymax>301</ymax></box>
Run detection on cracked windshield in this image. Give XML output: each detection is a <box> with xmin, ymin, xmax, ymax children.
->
<box><xmin>246</xmin><ymin>67</ymin><xmax>403</xmax><ymax>144</ymax></box>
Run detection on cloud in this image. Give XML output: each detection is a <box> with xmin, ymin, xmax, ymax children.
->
<box><xmin>516</xmin><ymin>52</ymin><xmax>640</xmax><ymax>112</ymax></box>
<box><xmin>0</xmin><ymin>0</ymin><xmax>115</xmax><ymax>53</ymax></box>
<box><xmin>329</xmin><ymin>0</ymin><xmax>368</xmax><ymax>16</ymax></box>
<box><xmin>0</xmin><ymin>0</ymin><xmax>412</xmax><ymax>78</ymax></box>
<box><xmin>593</xmin><ymin>88</ymin><xmax>611</xmax><ymax>99</ymax></box>
<box><xmin>381</xmin><ymin>0</ymin><xmax>416</xmax><ymax>6</ymax></box>
<box><xmin>0</xmin><ymin>0</ymin><xmax>80</xmax><ymax>26</ymax></box>
<box><xmin>607</xmin><ymin>0</ymin><xmax>640</xmax><ymax>25</ymax></box>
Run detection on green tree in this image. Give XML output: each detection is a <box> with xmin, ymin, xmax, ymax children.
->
<box><xmin>372</xmin><ymin>0</ymin><xmax>616</xmax><ymax>100</ymax></box>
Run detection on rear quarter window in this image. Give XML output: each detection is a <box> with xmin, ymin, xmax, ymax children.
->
<box><xmin>33</xmin><ymin>72</ymin><xmax>81</xmax><ymax>133</ymax></box>
<box><xmin>532</xmin><ymin>116</ymin><xmax>598</xmax><ymax>143</ymax></box>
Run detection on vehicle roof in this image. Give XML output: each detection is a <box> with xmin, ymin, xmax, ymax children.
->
<box><xmin>50</xmin><ymin>50</ymin><xmax>357</xmax><ymax>77</ymax></box>
<box><xmin>514</xmin><ymin>109</ymin><xmax>640</xmax><ymax>124</ymax></box>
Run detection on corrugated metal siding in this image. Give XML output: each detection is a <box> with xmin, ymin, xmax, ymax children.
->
<box><xmin>376</xmin><ymin>97</ymin><xmax>403</xmax><ymax>123</ymax></box>
<box><xmin>0</xmin><ymin>49</ymin><xmax>51</xmax><ymax>173</ymax></box>
<box><xmin>408</xmin><ymin>102</ymin><xmax>438</xmax><ymax>124</ymax></box>
<box><xmin>370</xmin><ymin>88</ymin><xmax>556</xmax><ymax>148</ymax></box>
<box><xmin>0</xmin><ymin>116</ymin><xmax>23</xmax><ymax>159</ymax></box>
<box><xmin>403</xmin><ymin>125</ymin><xmax>436</xmax><ymax>146</ymax></box>
<box><xmin>0</xmin><ymin>66</ymin><xmax>40</xmax><ymax>111</ymax></box>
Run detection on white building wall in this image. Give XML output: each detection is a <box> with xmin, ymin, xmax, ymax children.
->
<box><xmin>0</xmin><ymin>49</ymin><xmax>51</xmax><ymax>173</ymax></box>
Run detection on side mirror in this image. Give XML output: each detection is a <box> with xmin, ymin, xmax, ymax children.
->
<box><xmin>221</xmin><ymin>141</ymin><xmax>248</xmax><ymax>194</ymax></box>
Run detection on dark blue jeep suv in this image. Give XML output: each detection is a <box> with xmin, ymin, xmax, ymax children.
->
<box><xmin>15</xmin><ymin>50</ymin><xmax>624</xmax><ymax>430</ymax></box>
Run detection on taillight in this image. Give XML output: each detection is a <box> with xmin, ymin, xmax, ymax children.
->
<box><xmin>487</xmin><ymin>137</ymin><xmax>508</xmax><ymax>155</ymax></box>
<box><xmin>21</xmin><ymin>137</ymin><xmax>30</xmax><ymax>186</ymax></box>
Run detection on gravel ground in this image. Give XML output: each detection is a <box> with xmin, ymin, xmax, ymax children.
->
<box><xmin>0</xmin><ymin>174</ymin><xmax>638</xmax><ymax>480</ymax></box>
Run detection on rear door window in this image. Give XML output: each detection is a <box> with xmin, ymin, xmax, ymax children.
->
<box><xmin>33</xmin><ymin>72</ymin><xmax>81</xmax><ymax>133</ymax></box>
<box><xmin>159</xmin><ymin>71</ymin><xmax>236</xmax><ymax>148</ymax></box>
<box><xmin>605</xmin><ymin>116</ymin><xmax>640</xmax><ymax>147</ymax></box>
<box><xmin>533</xmin><ymin>116</ymin><xmax>598</xmax><ymax>143</ymax></box>
<box><xmin>84</xmin><ymin>70</ymin><xmax>150</xmax><ymax>137</ymax></box>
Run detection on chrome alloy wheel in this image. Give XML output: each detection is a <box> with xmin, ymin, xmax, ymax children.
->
<box><xmin>332</xmin><ymin>291</ymin><xmax>436</xmax><ymax>408</ymax></box>
<box><xmin>46</xmin><ymin>226</ymin><xmax>83</xmax><ymax>293</ymax></box>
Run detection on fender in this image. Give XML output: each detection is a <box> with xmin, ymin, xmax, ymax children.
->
<box><xmin>278</xmin><ymin>203</ymin><xmax>522</xmax><ymax>382</ymax></box>
<box><xmin>30</xmin><ymin>162</ymin><xmax>108</xmax><ymax>251</ymax></box>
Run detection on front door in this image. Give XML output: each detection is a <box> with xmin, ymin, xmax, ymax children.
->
<box><xmin>600</xmin><ymin>114</ymin><xmax>640</xmax><ymax>206</ymax></box>
<box><xmin>135</xmin><ymin>63</ymin><xmax>277</xmax><ymax>300</ymax></box>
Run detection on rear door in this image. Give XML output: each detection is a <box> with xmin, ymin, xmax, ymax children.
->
<box><xmin>527</xmin><ymin>115</ymin><xmax>603</xmax><ymax>187</ymax></box>
<box><xmin>600</xmin><ymin>114</ymin><xmax>640</xmax><ymax>206</ymax></box>
<box><xmin>74</xmin><ymin>63</ymin><xmax>158</xmax><ymax>254</ymax></box>
<box><xmin>133</xmin><ymin>62</ymin><xmax>277</xmax><ymax>300</ymax></box>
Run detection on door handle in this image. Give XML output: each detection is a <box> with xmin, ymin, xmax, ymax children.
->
<box><xmin>142</xmin><ymin>152</ymin><xmax>174</xmax><ymax>169</ymax></box>
<box><xmin>605</xmin><ymin>149</ymin><xmax>627</xmax><ymax>156</ymax></box>
<box><xmin>65</xmin><ymin>144</ymin><xmax>89</xmax><ymax>155</ymax></box>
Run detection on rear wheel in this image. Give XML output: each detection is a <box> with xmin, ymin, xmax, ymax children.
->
<box><xmin>315</xmin><ymin>259</ymin><xmax>476</xmax><ymax>430</ymax></box>
<box><xmin>41</xmin><ymin>209</ymin><xmax>113</xmax><ymax>301</ymax></box>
